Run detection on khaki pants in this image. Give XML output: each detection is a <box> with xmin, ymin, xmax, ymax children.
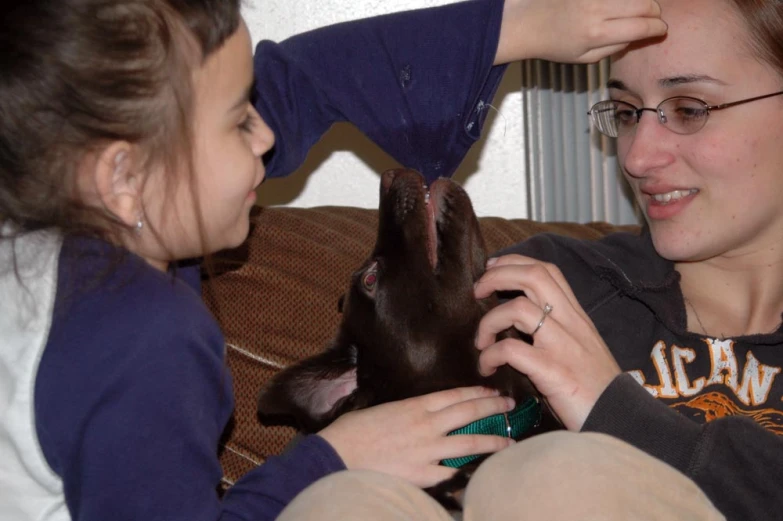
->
<box><xmin>277</xmin><ymin>431</ymin><xmax>725</xmax><ymax>521</ymax></box>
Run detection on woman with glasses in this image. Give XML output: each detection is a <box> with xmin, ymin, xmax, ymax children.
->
<box><xmin>467</xmin><ymin>0</ymin><xmax>783</xmax><ymax>519</ymax></box>
<box><xmin>272</xmin><ymin>0</ymin><xmax>781</xmax><ymax>520</ymax></box>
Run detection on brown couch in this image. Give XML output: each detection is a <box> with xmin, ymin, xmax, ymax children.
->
<box><xmin>203</xmin><ymin>205</ymin><xmax>635</xmax><ymax>491</ymax></box>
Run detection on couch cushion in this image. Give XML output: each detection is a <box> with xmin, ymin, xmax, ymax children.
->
<box><xmin>204</xmin><ymin>205</ymin><xmax>636</xmax><ymax>489</ymax></box>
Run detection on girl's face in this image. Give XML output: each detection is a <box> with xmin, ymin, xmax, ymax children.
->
<box><xmin>612</xmin><ymin>0</ymin><xmax>783</xmax><ymax>264</ymax></box>
<box><xmin>142</xmin><ymin>19</ymin><xmax>273</xmax><ymax>267</ymax></box>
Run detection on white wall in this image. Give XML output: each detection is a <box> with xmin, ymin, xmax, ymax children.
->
<box><xmin>243</xmin><ymin>0</ymin><xmax>529</xmax><ymax>219</ymax></box>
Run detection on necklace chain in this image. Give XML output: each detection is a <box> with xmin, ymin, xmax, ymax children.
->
<box><xmin>684</xmin><ymin>296</ymin><xmax>782</xmax><ymax>338</ymax></box>
<box><xmin>684</xmin><ymin>297</ymin><xmax>712</xmax><ymax>337</ymax></box>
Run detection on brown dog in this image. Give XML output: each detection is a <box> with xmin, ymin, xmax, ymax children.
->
<box><xmin>257</xmin><ymin>169</ymin><xmax>547</xmax><ymax>473</ymax></box>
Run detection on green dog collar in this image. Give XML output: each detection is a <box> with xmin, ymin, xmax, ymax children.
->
<box><xmin>441</xmin><ymin>396</ymin><xmax>542</xmax><ymax>468</ymax></box>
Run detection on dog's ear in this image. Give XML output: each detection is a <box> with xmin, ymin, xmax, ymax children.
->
<box><xmin>257</xmin><ymin>344</ymin><xmax>358</xmax><ymax>432</ymax></box>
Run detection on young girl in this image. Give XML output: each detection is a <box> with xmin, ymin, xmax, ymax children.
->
<box><xmin>0</xmin><ymin>0</ymin><xmax>665</xmax><ymax>520</ymax></box>
<box><xmin>274</xmin><ymin>0</ymin><xmax>782</xmax><ymax>520</ymax></box>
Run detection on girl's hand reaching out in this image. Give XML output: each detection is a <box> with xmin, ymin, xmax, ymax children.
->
<box><xmin>318</xmin><ymin>386</ymin><xmax>516</xmax><ymax>487</ymax></box>
<box><xmin>474</xmin><ymin>254</ymin><xmax>622</xmax><ymax>431</ymax></box>
<box><xmin>495</xmin><ymin>0</ymin><xmax>667</xmax><ymax>65</ymax></box>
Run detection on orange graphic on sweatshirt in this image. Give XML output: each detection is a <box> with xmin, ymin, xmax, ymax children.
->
<box><xmin>671</xmin><ymin>392</ymin><xmax>783</xmax><ymax>435</ymax></box>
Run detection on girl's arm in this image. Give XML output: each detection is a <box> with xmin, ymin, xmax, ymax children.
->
<box><xmin>253</xmin><ymin>0</ymin><xmax>666</xmax><ymax>184</ymax></box>
<box><xmin>253</xmin><ymin>0</ymin><xmax>507</xmax><ymax>185</ymax></box>
<box><xmin>37</xmin><ymin>255</ymin><xmax>344</xmax><ymax>521</ymax></box>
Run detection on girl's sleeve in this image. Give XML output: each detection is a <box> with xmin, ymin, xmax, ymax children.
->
<box><xmin>36</xmin><ymin>269</ymin><xmax>345</xmax><ymax>521</ymax></box>
<box><xmin>253</xmin><ymin>0</ymin><xmax>507</xmax><ymax>183</ymax></box>
<box><xmin>221</xmin><ymin>435</ymin><xmax>345</xmax><ymax>521</ymax></box>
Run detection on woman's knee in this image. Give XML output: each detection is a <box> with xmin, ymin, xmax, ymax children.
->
<box><xmin>463</xmin><ymin>431</ymin><xmax>725</xmax><ymax>521</ymax></box>
<box><xmin>277</xmin><ymin>470</ymin><xmax>453</xmax><ymax>521</ymax></box>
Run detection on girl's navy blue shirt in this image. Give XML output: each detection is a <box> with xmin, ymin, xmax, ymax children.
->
<box><xmin>38</xmin><ymin>238</ymin><xmax>344</xmax><ymax>520</ymax></box>
<box><xmin>255</xmin><ymin>0</ymin><xmax>507</xmax><ymax>183</ymax></box>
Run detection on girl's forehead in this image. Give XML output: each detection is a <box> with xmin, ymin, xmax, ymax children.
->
<box><xmin>610</xmin><ymin>0</ymin><xmax>759</xmax><ymax>86</ymax></box>
<box><xmin>193</xmin><ymin>23</ymin><xmax>252</xmax><ymax>105</ymax></box>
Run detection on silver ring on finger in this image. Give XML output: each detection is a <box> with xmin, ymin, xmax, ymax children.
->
<box><xmin>531</xmin><ymin>303</ymin><xmax>553</xmax><ymax>336</ymax></box>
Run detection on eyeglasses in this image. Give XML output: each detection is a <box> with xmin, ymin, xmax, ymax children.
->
<box><xmin>587</xmin><ymin>90</ymin><xmax>783</xmax><ymax>137</ymax></box>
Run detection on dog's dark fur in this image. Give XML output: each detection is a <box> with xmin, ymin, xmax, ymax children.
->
<box><xmin>257</xmin><ymin>169</ymin><xmax>548</xmax><ymax>497</ymax></box>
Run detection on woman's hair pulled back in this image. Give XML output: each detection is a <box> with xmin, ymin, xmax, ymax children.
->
<box><xmin>0</xmin><ymin>0</ymin><xmax>241</xmax><ymax>239</ymax></box>
<box><xmin>728</xmin><ymin>0</ymin><xmax>783</xmax><ymax>80</ymax></box>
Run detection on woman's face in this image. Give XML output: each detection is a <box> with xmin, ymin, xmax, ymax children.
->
<box><xmin>611</xmin><ymin>0</ymin><xmax>783</xmax><ymax>264</ymax></box>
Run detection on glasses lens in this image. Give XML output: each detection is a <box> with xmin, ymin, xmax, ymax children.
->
<box><xmin>659</xmin><ymin>97</ymin><xmax>709</xmax><ymax>134</ymax></box>
<box><xmin>589</xmin><ymin>100</ymin><xmax>637</xmax><ymax>137</ymax></box>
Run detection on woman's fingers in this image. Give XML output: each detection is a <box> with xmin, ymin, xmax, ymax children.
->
<box><xmin>476</xmin><ymin>258</ymin><xmax>559</xmax><ymax>303</ymax></box>
<box><xmin>478</xmin><ymin>336</ymin><xmax>542</xmax><ymax>377</ymax></box>
<box><xmin>475</xmin><ymin>294</ymin><xmax>556</xmax><ymax>350</ymax></box>
<box><xmin>591</xmin><ymin>15</ymin><xmax>668</xmax><ymax>47</ymax></box>
<box><xmin>587</xmin><ymin>0</ymin><xmax>667</xmax><ymax>41</ymax></box>
<box><xmin>496</xmin><ymin>0</ymin><xmax>666</xmax><ymax>65</ymax></box>
<box><xmin>478</xmin><ymin>254</ymin><xmax>586</xmax><ymax>319</ymax></box>
<box><xmin>472</xmin><ymin>254</ymin><xmax>623</xmax><ymax>430</ymax></box>
<box><xmin>621</xmin><ymin>0</ymin><xmax>662</xmax><ymax>17</ymax></box>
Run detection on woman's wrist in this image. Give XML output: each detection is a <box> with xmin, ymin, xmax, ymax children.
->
<box><xmin>494</xmin><ymin>0</ymin><xmax>535</xmax><ymax>65</ymax></box>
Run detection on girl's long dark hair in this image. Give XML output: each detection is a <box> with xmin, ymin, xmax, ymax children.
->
<box><xmin>0</xmin><ymin>0</ymin><xmax>241</xmax><ymax>243</ymax></box>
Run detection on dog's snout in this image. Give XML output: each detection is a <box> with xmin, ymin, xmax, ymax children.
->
<box><xmin>380</xmin><ymin>168</ymin><xmax>403</xmax><ymax>194</ymax></box>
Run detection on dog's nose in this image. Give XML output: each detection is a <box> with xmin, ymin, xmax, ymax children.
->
<box><xmin>380</xmin><ymin>168</ymin><xmax>401</xmax><ymax>194</ymax></box>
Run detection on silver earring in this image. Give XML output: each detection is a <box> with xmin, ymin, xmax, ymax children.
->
<box><xmin>135</xmin><ymin>219</ymin><xmax>144</xmax><ymax>234</ymax></box>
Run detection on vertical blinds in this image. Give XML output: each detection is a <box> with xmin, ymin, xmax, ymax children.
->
<box><xmin>522</xmin><ymin>59</ymin><xmax>640</xmax><ymax>225</ymax></box>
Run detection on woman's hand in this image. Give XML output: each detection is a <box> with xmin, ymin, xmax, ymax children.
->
<box><xmin>317</xmin><ymin>386</ymin><xmax>515</xmax><ymax>487</ymax></box>
<box><xmin>495</xmin><ymin>0</ymin><xmax>667</xmax><ymax>65</ymax></box>
<box><xmin>474</xmin><ymin>254</ymin><xmax>621</xmax><ymax>431</ymax></box>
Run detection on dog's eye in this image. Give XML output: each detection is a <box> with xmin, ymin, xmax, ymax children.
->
<box><xmin>362</xmin><ymin>271</ymin><xmax>377</xmax><ymax>291</ymax></box>
<box><xmin>362</xmin><ymin>262</ymin><xmax>378</xmax><ymax>294</ymax></box>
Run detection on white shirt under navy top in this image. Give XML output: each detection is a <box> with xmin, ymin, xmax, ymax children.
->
<box><xmin>0</xmin><ymin>0</ymin><xmax>508</xmax><ymax>519</ymax></box>
<box><xmin>0</xmin><ymin>232</ymin><xmax>345</xmax><ymax>521</ymax></box>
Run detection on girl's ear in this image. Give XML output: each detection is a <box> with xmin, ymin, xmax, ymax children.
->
<box><xmin>91</xmin><ymin>141</ymin><xmax>141</xmax><ymax>228</ymax></box>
